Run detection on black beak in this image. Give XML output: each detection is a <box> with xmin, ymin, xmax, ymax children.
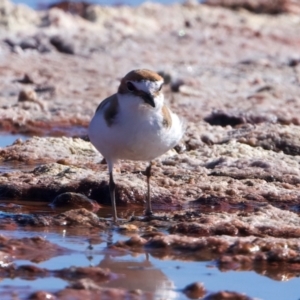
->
<box><xmin>140</xmin><ymin>91</ymin><xmax>155</xmax><ymax>107</ymax></box>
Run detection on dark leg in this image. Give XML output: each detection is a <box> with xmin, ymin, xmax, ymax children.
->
<box><xmin>145</xmin><ymin>161</ymin><xmax>153</xmax><ymax>216</ymax></box>
<box><xmin>109</xmin><ymin>171</ymin><xmax>118</xmax><ymax>222</ymax></box>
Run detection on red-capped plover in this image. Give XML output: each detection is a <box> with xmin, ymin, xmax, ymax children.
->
<box><xmin>89</xmin><ymin>69</ymin><xmax>184</xmax><ymax>222</ymax></box>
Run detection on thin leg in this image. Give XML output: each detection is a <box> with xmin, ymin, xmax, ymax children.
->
<box><xmin>109</xmin><ymin>171</ymin><xmax>118</xmax><ymax>222</ymax></box>
<box><xmin>145</xmin><ymin>161</ymin><xmax>153</xmax><ymax>216</ymax></box>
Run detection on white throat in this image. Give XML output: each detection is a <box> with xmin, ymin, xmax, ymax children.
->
<box><xmin>118</xmin><ymin>91</ymin><xmax>164</xmax><ymax>112</ymax></box>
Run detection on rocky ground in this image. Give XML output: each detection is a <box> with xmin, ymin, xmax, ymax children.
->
<box><xmin>0</xmin><ymin>0</ymin><xmax>300</xmax><ymax>299</ymax></box>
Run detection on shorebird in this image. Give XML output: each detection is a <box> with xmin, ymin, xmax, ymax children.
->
<box><xmin>88</xmin><ymin>69</ymin><xmax>184</xmax><ymax>222</ymax></box>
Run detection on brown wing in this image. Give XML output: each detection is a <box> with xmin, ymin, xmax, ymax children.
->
<box><xmin>96</xmin><ymin>94</ymin><xmax>119</xmax><ymax>127</ymax></box>
<box><xmin>161</xmin><ymin>105</ymin><xmax>172</xmax><ymax>129</ymax></box>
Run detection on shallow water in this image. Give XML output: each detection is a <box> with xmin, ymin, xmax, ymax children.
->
<box><xmin>0</xmin><ymin>134</ymin><xmax>36</xmax><ymax>174</ymax></box>
<box><xmin>1</xmin><ymin>227</ymin><xmax>300</xmax><ymax>300</ymax></box>
<box><xmin>0</xmin><ymin>133</ymin><xmax>29</xmax><ymax>148</ymax></box>
<box><xmin>12</xmin><ymin>0</ymin><xmax>180</xmax><ymax>9</ymax></box>
<box><xmin>0</xmin><ymin>200</ymin><xmax>300</xmax><ymax>299</ymax></box>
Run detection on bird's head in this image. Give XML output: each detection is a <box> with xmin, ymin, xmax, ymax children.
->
<box><xmin>118</xmin><ymin>69</ymin><xmax>164</xmax><ymax>109</ymax></box>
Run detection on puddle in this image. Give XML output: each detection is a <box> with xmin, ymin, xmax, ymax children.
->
<box><xmin>0</xmin><ymin>199</ymin><xmax>147</xmax><ymax>220</ymax></box>
<box><xmin>0</xmin><ymin>161</ymin><xmax>38</xmax><ymax>174</ymax></box>
<box><xmin>12</xmin><ymin>0</ymin><xmax>180</xmax><ymax>10</ymax></box>
<box><xmin>0</xmin><ymin>201</ymin><xmax>300</xmax><ymax>299</ymax></box>
<box><xmin>1</xmin><ymin>277</ymin><xmax>67</xmax><ymax>297</ymax></box>
<box><xmin>0</xmin><ymin>133</ymin><xmax>30</xmax><ymax>148</ymax></box>
<box><xmin>0</xmin><ymin>226</ymin><xmax>300</xmax><ymax>300</ymax></box>
<box><xmin>0</xmin><ymin>133</ymin><xmax>35</xmax><ymax>174</ymax></box>
<box><xmin>0</xmin><ymin>198</ymin><xmax>267</xmax><ymax>219</ymax></box>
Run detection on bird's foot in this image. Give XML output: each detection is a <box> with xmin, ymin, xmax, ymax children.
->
<box><xmin>145</xmin><ymin>209</ymin><xmax>153</xmax><ymax>216</ymax></box>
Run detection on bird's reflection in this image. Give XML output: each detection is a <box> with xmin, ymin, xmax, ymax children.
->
<box><xmin>97</xmin><ymin>252</ymin><xmax>177</xmax><ymax>299</ymax></box>
<box><xmin>86</xmin><ymin>232</ymin><xmax>177</xmax><ymax>298</ymax></box>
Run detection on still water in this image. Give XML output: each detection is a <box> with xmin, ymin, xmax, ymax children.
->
<box><xmin>0</xmin><ymin>133</ymin><xmax>29</xmax><ymax>148</ymax></box>
<box><xmin>12</xmin><ymin>0</ymin><xmax>179</xmax><ymax>9</ymax></box>
<box><xmin>0</xmin><ymin>200</ymin><xmax>299</xmax><ymax>300</ymax></box>
<box><xmin>1</xmin><ymin>226</ymin><xmax>300</xmax><ymax>300</ymax></box>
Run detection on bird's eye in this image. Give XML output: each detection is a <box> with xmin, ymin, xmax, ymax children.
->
<box><xmin>126</xmin><ymin>82</ymin><xmax>136</xmax><ymax>92</ymax></box>
<box><xmin>158</xmin><ymin>84</ymin><xmax>163</xmax><ymax>91</ymax></box>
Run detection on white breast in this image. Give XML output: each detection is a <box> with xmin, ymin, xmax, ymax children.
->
<box><xmin>88</xmin><ymin>93</ymin><xmax>184</xmax><ymax>163</ymax></box>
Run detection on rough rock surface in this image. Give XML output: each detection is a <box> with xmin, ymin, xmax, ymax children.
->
<box><xmin>1</xmin><ymin>134</ymin><xmax>300</xmax><ymax>209</ymax></box>
<box><xmin>51</xmin><ymin>192</ymin><xmax>101</xmax><ymax>211</ymax></box>
<box><xmin>0</xmin><ymin>0</ymin><xmax>300</xmax><ymax>299</ymax></box>
<box><xmin>0</xmin><ymin>0</ymin><xmax>300</xmax><ymax>134</ymax></box>
<box><xmin>204</xmin><ymin>0</ymin><xmax>300</xmax><ymax>14</ymax></box>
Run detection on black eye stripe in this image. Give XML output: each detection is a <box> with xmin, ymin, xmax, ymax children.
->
<box><xmin>126</xmin><ymin>82</ymin><xmax>136</xmax><ymax>92</ymax></box>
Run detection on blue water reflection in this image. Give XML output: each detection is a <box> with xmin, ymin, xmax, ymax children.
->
<box><xmin>12</xmin><ymin>0</ymin><xmax>179</xmax><ymax>9</ymax></box>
